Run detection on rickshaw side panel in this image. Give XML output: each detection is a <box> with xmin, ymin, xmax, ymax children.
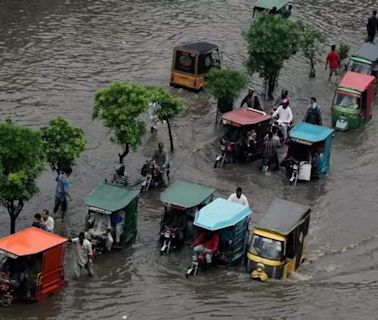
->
<box><xmin>36</xmin><ymin>244</ymin><xmax>67</xmax><ymax>301</ymax></box>
<box><xmin>229</xmin><ymin>217</ymin><xmax>249</xmax><ymax>263</ymax></box>
<box><xmin>123</xmin><ymin>197</ymin><xmax>139</xmax><ymax>245</ymax></box>
<box><xmin>319</xmin><ymin>135</ymin><xmax>332</xmax><ymax>177</ymax></box>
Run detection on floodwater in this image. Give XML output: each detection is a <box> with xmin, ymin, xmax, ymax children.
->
<box><xmin>0</xmin><ymin>0</ymin><xmax>378</xmax><ymax>319</ymax></box>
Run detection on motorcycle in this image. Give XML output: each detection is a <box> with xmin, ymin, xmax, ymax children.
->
<box><xmin>160</xmin><ymin>225</ymin><xmax>178</xmax><ymax>255</ymax></box>
<box><xmin>186</xmin><ymin>252</ymin><xmax>206</xmax><ymax>277</ymax></box>
<box><xmin>261</xmin><ymin>157</ymin><xmax>271</xmax><ymax>173</ymax></box>
<box><xmin>140</xmin><ymin>160</ymin><xmax>167</xmax><ymax>192</ymax></box>
<box><xmin>214</xmin><ymin>140</ymin><xmax>239</xmax><ymax>168</ymax></box>
<box><xmin>0</xmin><ymin>272</ymin><xmax>15</xmax><ymax>307</ymax></box>
<box><xmin>289</xmin><ymin>160</ymin><xmax>300</xmax><ymax>186</ymax></box>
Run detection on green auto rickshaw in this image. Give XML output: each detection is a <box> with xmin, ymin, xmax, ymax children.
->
<box><xmin>331</xmin><ymin>71</ymin><xmax>376</xmax><ymax>131</ymax></box>
<box><xmin>84</xmin><ymin>182</ymin><xmax>139</xmax><ymax>253</ymax></box>
<box><xmin>348</xmin><ymin>43</ymin><xmax>378</xmax><ymax>92</ymax></box>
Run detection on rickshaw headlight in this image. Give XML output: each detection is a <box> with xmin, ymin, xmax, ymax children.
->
<box><xmin>256</xmin><ymin>263</ymin><xmax>265</xmax><ymax>272</ymax></box>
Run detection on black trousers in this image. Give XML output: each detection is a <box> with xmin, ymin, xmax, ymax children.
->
<box><xmin>53</xmin><ymin>197</ymin><xmax>67</xmax><ymax>213</ymax></box>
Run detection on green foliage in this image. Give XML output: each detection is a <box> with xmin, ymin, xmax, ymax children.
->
<box><xmin>93</xmin><ymin>82</ymin><xmax>149</xmax><ymax>162</ymax></box>
<box><xmin>298</xmin><ymin>24</ymin><xmax>325</xmax><ymax>77</ymax></box>
<box><xmin>0</xmin><ymin>121</ymin><xmax>45</xmax><ymax>233</ymax></box>
<box><xmin>339</xmin><ymin>43</ymin><xmax>351</xmax><ymax>61</ymax></box>
<box><xmin>205</xmin><ymin>68</ymin><xmax>249</xmax><ymax>101</ymax></box>
<box><xmin>244</xmin><ymin>13</ymin><xmax>301</xmax><ymax>79</ymax></box>
<box><xmin>147</xmin><ymin>87</ymin><xmax>185</xmax><ymax>121</ymax></box>
<box><xmin>40</xmin><ymin>117</ymin><xmax>86</xmax><ymax>173</ymax></box>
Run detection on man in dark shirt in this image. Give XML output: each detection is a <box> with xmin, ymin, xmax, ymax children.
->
<box><xmin>367</xmin><ymin>10</ymin><xmax>378</xmax><ymax>43</ymax></box>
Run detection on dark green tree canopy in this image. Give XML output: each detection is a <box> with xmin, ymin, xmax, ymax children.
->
<box><xmin>93</xmin><ymin>82</ymin><xmax>149</xmax><ymax>163</ymax></box>
<box><xmin>205</xmin><ymin>68</ymin><xmax>249</xmax><ymax>101</ymax></box>
<box><xmin>41</xmin><ymin>116</ymin><xmax>86</xmax><ymax>173</ymax></box>
<box><xmin>0</xmin><ymin>120</ymin><xmax>45</xmax><ymax>233</ymax></box>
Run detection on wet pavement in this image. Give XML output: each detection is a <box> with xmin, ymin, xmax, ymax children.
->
<box><xmin>0</xmin><ymin>0</ymin><xmax>378</xmax><ymax>319</ymax></box>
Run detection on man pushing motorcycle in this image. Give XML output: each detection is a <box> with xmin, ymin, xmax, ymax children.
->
<box><xmin>151</xmin><ymin>142</ymin><xmax>170</xmax><ymax>186</ymax></box>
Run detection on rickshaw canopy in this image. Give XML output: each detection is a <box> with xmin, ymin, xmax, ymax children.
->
<box><xmin>175</xmin><ymin>42</ymin><xmax>218</xmax><ymax>54</ymax></box>
<box><xmin>194</xmin><ymin>198</ymin><xmax>251</xmax><ymax>231</ymax></box>
<box><xmin>85</xmin><ymin>182</ymin><xmax>139</xmax><ymax>214</ymax></box>
<box><xmin>254</xmin><ymin>0</ymin><xmax>288</xmax><ymax>10</ymax></box>
<box><xmin>160</xmin><ymin>180</ymin><xmax>214</xmax><ymax>209</ymax></box>
<box><xmin>338</xmin><ymin>71</ymin><xmax>376</xmax><ymax>93</ymax></box>
<box><xmin>0</xmin><ymin>227</ymin><xmax>68</xmax><ymax>257</ymax></box>
<box><xmin>289</xmin><ymin>122</ymin><xmax>334</xmax><ymax>143</ymax></box>
<box><xmin>222</xmin><ymin>108</ymin><xmax>271</xmax><ymax>127</ymax></box>
<box><xmin>352</xmin><ymin>43</ymin><xmax>378</xmax><ymax>63</ymax></box>
<box><xmin>256</xmin><ymin>199</ymin><xmax>310</xmax><ymax>236</ymax></box>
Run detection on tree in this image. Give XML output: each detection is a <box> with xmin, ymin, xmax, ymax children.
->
<box><xmin>339</xmin><ymin>43</ymin><xmax>351</xmax><ymax>70</ymax></box>
<box><xmin>147</xmin><ymin>87</ymin><xmax>185</xmax><ymax>152</ymax></box>
<box><xmin>40</xmin><ymin>117</ymin><xmax>86</xmax><ymax>174</ymax></box>
<box><xmin>243</xmin><ymin>13</ymin><xmax>301</xmax><ymax>99</ymax></box>
<box><xmin>205</xmin><ymin>68</ymin><xmax>248</xmax><ymax>115</ymax></box>
<box><xmin>299</xmin><ymin>25</ymin><xmax>325</xmax><ymax>78</ymax></box>
<box><xmin>0</xmin><ymin>120</ymin><xmax>45</xmax><ymax>234</ymax></box>
<box><xmin>93</xmin><ymin>82</ymin><xmax>149</xmax><ymax>164</ymax></box>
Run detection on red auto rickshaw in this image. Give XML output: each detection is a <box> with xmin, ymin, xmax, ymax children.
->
<box><xmin>0</xmin><ymin>227</ymin><xmax>68</xmax><ymax>307</ymax></box>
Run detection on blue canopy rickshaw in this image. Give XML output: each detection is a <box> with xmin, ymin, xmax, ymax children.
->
<box><xmin>194</xmin><ymin>198</ymin><xmax>251</xmax><ymax>264</ymax></box>
<box><xmin>284</xmin><ymin>122</ymin><xmax>334</xmax><ymax>184</ymax></box>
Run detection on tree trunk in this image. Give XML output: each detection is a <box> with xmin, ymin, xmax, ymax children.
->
<box><xmin>7</xmin><ymin>200</ymin><xmax>24</xmax><ymax>234</ymax></box>
<box><xmin>268</xmin><ymin>75</ymin><xmax>276</xmax><ymax>100</ymax></box>
<box><xmin>309</xmin><ymin>59</ymin><xmax>316</xmax><ymax>78</ymax></box>
<box><xmin>167</xmin><ymin>120</ymin><xmax>174</xmax><ymax>152</ymax></box>
<box><xmin>118</xmin><ymin>144</ymin><xmax>129</xmax><ymax>164</ymax></box>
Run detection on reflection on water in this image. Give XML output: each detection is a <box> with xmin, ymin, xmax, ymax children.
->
<box><xmin>0</xmin><ymin>0</ymin><xmax>378</xmax><ymax>318</ymax></box>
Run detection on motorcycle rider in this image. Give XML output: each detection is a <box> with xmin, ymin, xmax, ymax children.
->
<box><xmin>272</xmin><ymin>98</ymin><xmax>293</xmax><ymax>141</ymax></box>
<box><xmin>304</xmin><ymin>97</ymin><xmax>322</xmax><ymax>126</ymax></box>
<box><xmin>192</xmin><ymin>230</ymin><xmax>220</xmax><ymax>264</ymax></box>
<box><xmin>151</xmin><ymin>142</ymin><xmax>169</xmax><ymax>186</ymax></box>
<box><xmin>240</xmin><ymin>88</ymin><xmax>262</xmax><ymax>111</ymax></box>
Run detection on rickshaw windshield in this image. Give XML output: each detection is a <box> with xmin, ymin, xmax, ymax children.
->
<box><xmin>348</xmin><ymin>60</ymin><xmax>371</xmax><ymax>74</ymax></box>
<box><xmin>175</xmin><ymin>51</ymin><xmax>195</xmax><ymax>73</ymax></box>
<box><xmin>249</xmin><ymin>234</ymin><xmax>283</xmax><ymax>261</ymax></box>
<box><xmin>334</xmin><ymin>92</ymin><xmax>360</xmax><ymax>109</ymax></box>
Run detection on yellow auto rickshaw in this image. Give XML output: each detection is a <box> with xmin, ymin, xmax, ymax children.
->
<box><xmin>247</xmin><ymin>199</ymin><xmax>310</xmax><ymax>281</ymax></box>
<box><xmin>170</xmin><ymin>42</ymin><xmax>221</xmax><ymax>91</ymax></box>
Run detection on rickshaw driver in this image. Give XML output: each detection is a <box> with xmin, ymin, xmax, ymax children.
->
<box><xmin>111</xmin><ymin>211</ymin><xmax>125</xmax><ymax>246</ymax></box>
<box><xmin>151</xmin><ymin>142</ymin><xmax>170</xmax><ymax>186</ymax></box>
<box><xmin>272</xmin><ymin>98</ymin><xmax>293</xmax><ymax>140</ymax></box>
<box><xmin>192</xmin><ymin>230</ymin><xmax>220</xmax><ymax>264</ymax></box>
<box><xmin>162</xmin><ymin>208</ymin><xmax>186</xmax><ymax>243</ymax></box>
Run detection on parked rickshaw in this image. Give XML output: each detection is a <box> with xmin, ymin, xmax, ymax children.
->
<box><xmin>159</xmin><ymin>180</ymin><xmax>215</xmax><ymax>254</ymax></box>
<box><xmin>84</xmin><ymin>182</ymin><xmax>139</xmax><ymax>253</ymax></box>
<box><xmin>331</xmin><ymin>71</ymin><xmax>376</xmax><ymax>131</ymax></box>
<box><xmin>348</xmin><ymin>43</ymin><xmax>378</xmax><ymax>91</ymax></box>
<box><xmin>214</xmin><ymin>107</ymin><xmax>271</xmax><ymax>168</ymax></box>
<box><xmin>247</xmin><ymin>198</ymin><xmax>311</xmax><ymax>281</ymax></box>
<box><xmin>253</xmin><ymin>0</ymin><xmax>291</xmax><ymax>18</ymax></box>
<box><xmin>282</xmin><ymin>122</ymin><xmax>334</xmax><ymax>186</ymax></box>
<box><xmin>186</xmin><ymin>198</ymin><xmax>251</xmax><ymax>277</ymax></box>
<box><xmin>0</xmin><ymin>227</ymin><xmax>68</xmax><ymax>307</ymax></box>
<box><xmin>170</xmin><ymin>42</ymin><xmax>221</xmax><ymax>91</ymax></box>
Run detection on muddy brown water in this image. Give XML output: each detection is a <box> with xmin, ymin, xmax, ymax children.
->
<box><xmin>1</xmin><ymin>0</ymin><xmax>378</xmax><ymax>319</ymax></box>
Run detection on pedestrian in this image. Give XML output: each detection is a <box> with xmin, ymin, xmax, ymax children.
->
<box><xmin>151</xmin><ymin>142</ymin><xmax>170</xmax><ymax>186</ymax></box>
<box><xmin>367</xmin><ymin>10</ymin><xmax>378</xmax><ymax>43</ymax></box>
<box><xmin>262</xmin><ymin>132</ymin><xmax>280</xmax><ymax>170</ymax></box>
<box><xmin>325</xmin><ymin>45</ymin><xmax>340</xmax><ymax>82</ymax></box>
<box><xmin>70</xmin><ymin>232</ymin><xmax>94</xmax><ymax>279</ymax></box>
<box><xmin>228</xmin><ymin>187</ymin><xmax>249</xmax><ymax>208</ymax></box>
<box><xmin>283</xmin><ymin>5</ymin><xmax>292</xmax><ymax>18</ymax></box>
<box><xmin>32</xmin><ymin>213</ymin><xmax>49</xmax><ymax>231</ymax></box>
<box><xmin>53</xmin><ymin>171</ymin><xmax>71</xmax><ymax>221</ymax></box>
<box><xmin>41</xmin><ymin>209</ymin><xmax>54</xmax><ymax>233</ymax></box>
<box><xmin>240</xmin><ymin>88</ymin><xmax>262</xmax><ymax>111</ymax></box>
<box><xmin>304</xmin><ymin>97</ymin><xmax>322</xmax><ymax>125</ymax></box>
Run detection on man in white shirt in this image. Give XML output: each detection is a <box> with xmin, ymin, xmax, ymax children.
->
<box><xmin>228</xmin><ymin>187</ymin><xmax>249</xmax><ymax>208</ymax></box>
<box><xmin>41</xmin><ymin>209</ymin><xmax>54</xmax><ymax>232</ymax></box>
<box><xmin>71</xmin><ymin>232</ymin><xmax>94</xmax><ymax>279</ymax></box>
<box><xmin>272</xmin><ymin>98</ymin><xmax>293</xmax><ymax>140</ymax></box>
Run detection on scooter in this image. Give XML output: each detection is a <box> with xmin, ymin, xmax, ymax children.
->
<box><xmin>160</xmin><ymin>226</ymin><xmax>177</xmax><ymax>255</ymax></box>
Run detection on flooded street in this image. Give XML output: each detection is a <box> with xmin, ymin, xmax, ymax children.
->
<box><xmin>1</xmin><ymin>0</ymin><xmax>378</xmax><ymax>319</ymax></box>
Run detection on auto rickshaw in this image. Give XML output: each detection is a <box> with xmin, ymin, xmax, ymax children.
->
<box><xmin>159</xmin><ymin>180</ymin><xmax>215</xmax><ymax>254</ymax></box>
<box><xmin>282</xmin><ymin>122</ymin><xmax>334</xmax><ymax>186</ymax></box>
<box><xmin>348</xmin><ymin>43</ymin><xmax>378</xmax><ymax>92</ymax></box>
<box><xmin>331</xmin><ymin>71</ymin><xmax>376</xmax><ymax>131</ymax></box>
<box><xmin>84</xmin><ymin>182</ymin><xmax>139</xmax><ymax>253</ymax></box>
<box><xmin>0</xmin><ymin>227</ymin><xmax>68</xmax><ymax>307</ymax></box>
<box><xmin>186</xmin><ymin>198</ymin><xmax>251</xmax><ymax>277</ymax></box>
<box><xmin>214</xmin><ymin>107</ymin><xmax>271</xmax><ymax>168</ymax></box>
<box><xmin>247</xmin><ymin>198</ymin><xmax>311</xmax><ymax>281</ymax></box>
<box><xmin>170</xmin><ymin>42</ymin><xmax>221</xmax><ymax>91</ymax></box>
<box><xmin>253</xmin><ymin>0</ymin><xmax>291</xmax><ymax>18</ymax></box>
